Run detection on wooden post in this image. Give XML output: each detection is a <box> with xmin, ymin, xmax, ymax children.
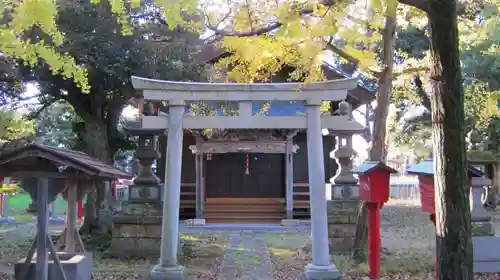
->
<box><xmin>367</xmin><ymin>203</ymin><xmax>382</xmax><ymax>280</ymax></box>
<box><xmin>195</xmin><ymin>139</ymin><xmax>205</xmax><ymax>221</ymax></box>
<box><xmin>36</xmin><ymin>177</ymin><xmax>49</xmax><ymax>280</ymax></box>
<box><xmin>285</xmin><ymin>137</ymin><xmax>294</xmax><ymax>220</ymax></box>
<box><xmin>65</xmin><ymin>181</ymin><xmax>77</xmax><ymax>252</ymax></box>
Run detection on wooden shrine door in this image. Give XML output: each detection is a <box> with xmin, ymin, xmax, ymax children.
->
<box><xmin>205</xmin><ymin>153</ymin><xmax>285</xmax><ymax>198</ymax></box>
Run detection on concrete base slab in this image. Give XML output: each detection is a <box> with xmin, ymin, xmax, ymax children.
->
<box><xmin>281</xmin><ymin>219</ymin><xmax>300</xmax><ymax>226</ymax></box>
<box><xmin>192</xmin><ymin>219</ymin><xmax>206</xmax><ymax>226</ymax></box>
<box><xmin>0</xmin><ymin>217</ymin><xmax>16</xmax><ymax>223</ymax></box>
<box><xmin>146</xmin><ymin>264</ymin><xmax>186</xmax><ymax>280</ymax></box>
<box><xmin>48</xmin><ymin>217</ymin><xmax>66</xmax><ymax>224</ymax></box>
<box><xmin>14</xmin><ymin>252</ymin><xmax>93</xmax><ymax>280</ymax></box>
<box><xmin>304</xmin><ymin>263</ymin><xmax>342</xmax><ymax>280</ymax></box>
<box><xmin>473</xmin><ymin>235</ymin><xmax>500</xmax><ymax>273</ymax></box>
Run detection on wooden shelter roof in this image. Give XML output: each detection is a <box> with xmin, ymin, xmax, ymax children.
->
<box><xmin>0</xmin><ymin>143</ymin><xmax>132</xmax><ymax>179</ymax></box>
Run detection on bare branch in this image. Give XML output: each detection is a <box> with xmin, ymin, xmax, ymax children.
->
<box><xmin>393</xmin><ymin>66</ymin><xmax>429</xmax><ymax>77</ymax></box>
<box><xmin>206</xmin><ymin>0</ymin><xmax>336</xmax><ymax>37</ymax></box>
<box><xmin>324</xmin><ymin>40</ymin><xmax>359</xmax><ymax>66</ymax></box>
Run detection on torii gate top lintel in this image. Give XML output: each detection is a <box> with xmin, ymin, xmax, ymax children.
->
<box><xmin>131</xmin><ymin>75</ymin><xmax>359</xmax><ymax>94</ymax></box>
<box><xmin>132</xmin><ymin>75</ymin><xmax>366</xmax><ymax>132</ymax></box>
<box><xmin>131</xmin><ymin>76</ymin><xmax>359</xmax><ymax>102</ymax></box>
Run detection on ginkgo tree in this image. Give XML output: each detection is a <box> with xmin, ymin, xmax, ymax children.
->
<box><xmin>160</xmin><ymin>0</ymin><xmax>476</xmax><ymax>279</ymax></box>
<box><xmin>1</xmin><ymin>0</ymin><xmax>493</xmax><ymax>278</ymax></box>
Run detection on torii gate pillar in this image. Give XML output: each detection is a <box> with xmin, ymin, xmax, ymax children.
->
<box><xmin>150</xmin><ymin>100</ymin><xmax>186</xmax><ymax>279</ymax></box>
<box><xmin>305</xmin><ymin>101</ymin><xmax>342</xmax><ymax>279</ymax></box>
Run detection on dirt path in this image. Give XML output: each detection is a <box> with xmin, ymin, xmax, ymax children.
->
<box><xmin>218</xmin><ymin>231</ymin><xmax>273</xmax><ymax>280</ymax></box>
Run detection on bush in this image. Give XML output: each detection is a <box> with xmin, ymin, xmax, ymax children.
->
<box><xmin>0</xmin><ymin>183</ymin><xmax>23</xmax><ymax>195</ymax></box>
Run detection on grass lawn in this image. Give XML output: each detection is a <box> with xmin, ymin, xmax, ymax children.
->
<box><xmin>5</xmin><ymin>193</ymin><xmax>68</xmax><ymax>222</ymax></box>
<box><xmin>0</xmin><ymin>224</ymin><xmax>225</xmax><ymax>280</ymax></box>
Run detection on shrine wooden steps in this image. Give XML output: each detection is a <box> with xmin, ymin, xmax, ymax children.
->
<box><xmin>204</xmin><ymin>198</ymin><xmax>285</xmax><ymax>223</ymax></box>
<box><xmin>293</xmin><ymin>183</ymin><xmax>311</xmax><ymax>219</ymax></box>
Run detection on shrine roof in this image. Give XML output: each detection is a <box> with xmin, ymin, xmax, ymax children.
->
<box><xmin>406</xmin><ymin>159</ymin><xmax>485</xmax><ymax>177</ymax></box>
<box><xmin>0</xmin><ymin>143</ymin><xmax>132</xmax><ymax>179</ymax></box>
<box><xmin>351</xmin><ymin>161</ymin><xmax>398</xmax><ymax>175</ymax></box>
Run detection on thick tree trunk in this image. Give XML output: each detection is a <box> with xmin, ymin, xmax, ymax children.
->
<box><xmin>427</xmin><ymin>1</ymin><xmax>473</xmax><ymax>279</ymax></box>
<box><xmin>77</xmin><ymin>120</ymin><xmax>113</xmax><ymax>234</ymax></box>
<box><xmin>352</xmin><ymin>15</ymin><xmax>396</xmax><ymax>262</ymax></box>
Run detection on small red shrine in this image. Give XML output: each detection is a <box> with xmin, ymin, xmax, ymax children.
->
<box><xmin>406</xmin><ymin>158</ymin><xmax>484</xmax><ymax>216</ymax></box>
<box><xmin>352</xmin><ymin>161</ymin><xmax>398</xmax><ymax>204</ymax></box>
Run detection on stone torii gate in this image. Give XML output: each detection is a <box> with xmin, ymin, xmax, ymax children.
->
<box><xmin>131</xmin><ymin>76</ymin><xmax>364</xmax><ymax>280</ymax></box>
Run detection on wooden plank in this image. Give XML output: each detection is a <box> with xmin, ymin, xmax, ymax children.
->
<box><xmin>181</xmin><ymin>183</ymin><xmax>196</xmax><ymax>187</ymax></box>
<box><xmin>293</xmin><ymin>183</ymin><xmax>309</xmax><ymax>187</ymax></box>
<box><xmin>181</xmin><ymin>192</ymin><xmax>196</xmax><ymax>195</ymax></box>
<box><xmin>293</xmin><ymin>192</ymin><xmax>310</xmax><ymax>196</ymax></box>
<box><xmin>205</xmin><ymin>197</ymin><xmax>284</xmax><ymax>204</ymax></box>
<box><xmin>142</xmin><ymin>115</ymin><xmax>365</xmax><ymax>130</ymax></box>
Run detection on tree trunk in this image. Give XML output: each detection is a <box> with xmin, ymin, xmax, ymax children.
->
<box><xmin>427</xmin><ymin>1</ymin><xmax>473</xmax><ymax>278</ymax></box>
<box><xmin>352</xmin><ymin>15</ymin><xmax>396</xmax><ymax>262</ymax></box>
<box><xmin>77</xmin><ymin>120</ymin><xmax>113</xmax><ymax>234</ymax></box>
<box><xmin>491</xmin><ymin>162</ymin><xmax>500</xmax><ymax>206</ymax></box>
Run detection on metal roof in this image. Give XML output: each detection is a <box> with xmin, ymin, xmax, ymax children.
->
<box><xmin>351</xmin><ymin>161</ymin><xmax>398</xmax><ymax>175</ymax></box>
<box><xmin>406</xmin><ymin>158</ymin><xmax>485</xmax><ymax>177</ymax></box>
<box><xmin>0</xmin><ymin>143</ymin><xmax>132</xmax><ymax>179</ymax></box>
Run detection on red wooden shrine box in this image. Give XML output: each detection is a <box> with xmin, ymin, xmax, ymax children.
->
<box><xmin>352</xmin><ymin>161</ymin><xmax>398</xmax><ymax>204</ymax></box>
<box><xmin>406</xmin><ymin>158</ymin><xmax>484</xmax><ymax>214</ymax></box>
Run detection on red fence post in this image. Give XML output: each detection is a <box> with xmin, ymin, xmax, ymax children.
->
<box><xmin>352</xmin><ymin>161</ymin><xmax>398</xmax><ymax>280</ymax></box>
<box><xmin>77</xmin><ymin>200</ymin><xmax>84</xmax><ymax>221</ymax></box>
<box><xmin>368</xmin><ymin>202</ymin><xmax>382</xmax><ymax>279</ymax></box>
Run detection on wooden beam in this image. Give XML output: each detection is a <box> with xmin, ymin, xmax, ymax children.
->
<box><xmin>285</xmin><ymin>138</ymin><xmax>294</xmax><ymax>219</ymax></box>
<box><xmin>188</xmin><ymin>141</ymin><xmax>300</xmax><ymax>154</ymax></box>
<box><xmin>9</xmin><ymin>171</ymin><xmax>115</xmax><ymax>180</ymax></box>
<box><xmin>142</xmin><ymin>115</ymin><xmax>365</xmax><ymax>131</ymax></box>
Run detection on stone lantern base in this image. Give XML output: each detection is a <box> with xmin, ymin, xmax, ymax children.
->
<box><xmin>105</xmin><ymin>215</ymin><xmax>163</xmax><ymax>258</ymax></box>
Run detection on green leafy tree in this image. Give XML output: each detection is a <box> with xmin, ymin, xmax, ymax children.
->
<box><xmin>14</xmin><ymin>0</ymin><xmax>207</xmax><ymax>234</ymax></box>
<box><xmin>0</xmin><ymin>109</ymin><xmax>35</xmax><ymax>144</ymax></box>
<box><xmin>34</xmin><ymin>100</ymin><xmax>80</xmax><ymax>149</ymax></box>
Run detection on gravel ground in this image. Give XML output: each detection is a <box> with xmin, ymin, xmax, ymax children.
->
<box><xmin>1</xmin><ymin>204</ymin><xmax>500</xmax><ymax>279</ymax></box>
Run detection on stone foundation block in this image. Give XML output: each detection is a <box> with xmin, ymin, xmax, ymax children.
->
<box><xmin>15</xmin><ymin>252</ymin><xmax>92</xmax><ymax>280</ymax></box>
<box><xmin>281</xmin><ymin>219</ymin><xmax>301</xmax><ymax>226</ymax></box>
<box><xmin>328</xmin><ymin>224</ymin><xmax>356</xmax><ymax>237</ymax></box>
<box><xmin>106</xmin><ymin>215</ymin><xmax>162</xmax><ymax>258</ymax></box>
<box><xmin>327</xmin><ymin>200</ymin><xmax>359</xmax><ymax>253</ymax></box>
<box><xmin>473</xmin><ymin>236</ymin><xmax>500</xmax><ymax>273</ymax></box>
<box><xmin>471</xmin><ymin>220</ymin><xmax>494</xmax><ymax>236</ymax></box>
<box><xmin>303</xmin><ymin>264</ymin><xmax>342</xmax><ymax>280</ymax></box>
